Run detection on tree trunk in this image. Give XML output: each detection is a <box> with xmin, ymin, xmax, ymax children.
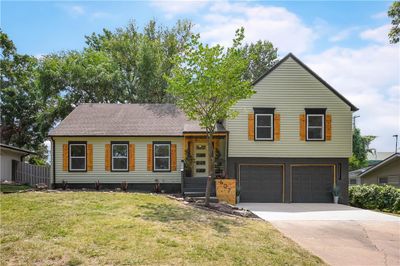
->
<box><xmin>204</xmin><ymin>130</ymin><xmax>215</xmax><ymax>207</ymax></box>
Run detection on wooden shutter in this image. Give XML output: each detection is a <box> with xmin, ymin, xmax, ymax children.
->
<box><xmin>105</xmin><ymin>144</ymin><xmax>111</xmax><ymax>171</ymax></box>
<box><xmin>274</xmin><ymin>113</ymin><xmax>281</xmax><ymax>141</ymax></box>
<box><xmin>147</xmin><ymin>144</ymin><xmax>153</xmax><ymax>171</ymax></box>
<box><xmin>129</xmin><ymin>144</ymin><xmax>135</xmax><ymax>171</ymax></box>
<box><xmin>326</xmin><ymin>114</ymin><xmax>332</xmax><ymax>141</ymax></box>
<box><xmin>171</xmin><ymin>144</ymin><xmax>177</xmax><ymax>171</ymax></box>
<box><xmin>248</xmin><ymin>113</ymin><xmax>255</xmax><ymax>141</ymax></box>
<box><xmin>299</xmin><ymin>114</ymin><xmax>306</xmax><ymax>141</ymax></box>
<box><xmin>87</xmin><ymin>144</ymin><xmax>93</xmax><ymax>171</ymax></box>
<box><xmin>63</xmin><ymin>144</ymin><xmax>68</xmax><ymax>171</ymax></box>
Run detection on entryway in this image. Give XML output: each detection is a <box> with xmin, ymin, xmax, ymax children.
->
<box><xmin>193</xmin><ymin>143</ymin><xmax>208</xmax><ymax>177</ymax></box>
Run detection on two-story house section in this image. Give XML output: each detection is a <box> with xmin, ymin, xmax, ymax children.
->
<box><xmin>226</xmin><ymin>53</ymin><xmax>358</xmax><ymax>204</ymax></box>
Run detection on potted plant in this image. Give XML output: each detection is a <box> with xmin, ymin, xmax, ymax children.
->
<box><xmin>332</xmin><ymin>186</ymin><xmax>340</xmax><ymax>204</ymax></box>
<box><xmin>184</xmin><ymin>155</ymin><xmax>194</xmax><ymax>177</ymax></box>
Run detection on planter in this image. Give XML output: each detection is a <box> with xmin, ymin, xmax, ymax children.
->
<box><xmin>215</xmin><ymin>179</ymin><xmax>236</xmax><ymax>204</ymax></box>
<box><xmin>333</xmin><ymin>196</ymin><xmax>339</xmax><ymax>204</ymax></box>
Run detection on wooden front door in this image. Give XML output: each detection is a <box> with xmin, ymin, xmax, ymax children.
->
<box><xmin>193</xmin><ymin>143</ymin><xmax>208</xmax><ymax>177</ymax></box>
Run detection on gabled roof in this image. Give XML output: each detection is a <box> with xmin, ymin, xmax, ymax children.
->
<box><xmin>252</xmin><ymin>53</ymin><xmax>358</xmax><ymax>112</ymax></box>
<box><xmin>359</xmin><ymin>153</ymin><xmax>399</xmax><ymax>178</ymax></box>
<box><xmin>0</xmin><ymin>143</ymin><xmax>36</xmax><ymax>155</ymax></box>
<box><xmin>48</xmin><ymin>103</ymin><xmax>226</xmax><ymax>137</ymax></box>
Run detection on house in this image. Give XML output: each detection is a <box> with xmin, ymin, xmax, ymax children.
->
<box><xmin>357</xmin><ymin>153</ymin><xmax>400</xmax><ymax>187</ymax></box>
<box><xmin>367</xmin><ymin>151</ymin><xmax>393</xmax><ymax>166</ymax></box>
<box><xmin>48</xmin><ymin>53</ymin><xmax>357</xmax><ymax>203</ymax></box>
<box><xmin>0</xmin><ymin>143</ymin><xmax>36</xmax><ymax>181</ymax></box>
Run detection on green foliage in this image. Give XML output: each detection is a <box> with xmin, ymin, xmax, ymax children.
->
<box><xmin>350</xmin><ymin>127</ymin><xmax>376</xmax><ymax>170</ymax></box>
<box><xmin>349</xmin><ymin>185</ymin><xmax>400</xmax><ymax>213</ymax></box>
<box><xmin>388</xmin><ymin>1</ymin><xmax>400</xmax><ymax>44</ymax></box>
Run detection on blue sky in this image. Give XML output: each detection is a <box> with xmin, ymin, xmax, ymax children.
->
<box><xmin>2</xmin><ymin>0</ymin><xmax>399</xmax><ymax>152</ymax></box>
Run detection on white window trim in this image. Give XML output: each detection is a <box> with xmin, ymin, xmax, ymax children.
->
<box><xmin>255</xmin><ymin>113</ymin><xmax>273</xmax><ymax>140</ymax></box>
<box><xmin>306</xmin><ymin>114</ymin><xmax>325</xmax><ymax>141</ymax></box>
<box><xmin>153</xmin><ymin>143</ymin><xmax>171</xmax><ymax>171</ymax></box>
<box><xmin>69</xmin><ymin>143</ymin><xmax>86</xmax><ymax>171</ymax></box>
<box><xmin>112</xmin><ymin>144</ymin><xmax>129</xmax><ymax>171</ymax></box>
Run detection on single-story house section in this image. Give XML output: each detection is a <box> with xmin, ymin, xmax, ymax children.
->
<box><xmin>0</xmin><ymin>143</ymin><xmax>36</xmax><ymax>181</ymax></box>
<box><xmin>49</xmin><ymin>53</ymin><xmax>357</xmax><ymax>203</ymax></box>
<box><xmin>358</xmin><ymin>153</ymin><xmax>400</xmax><ymax>187</ymax></box>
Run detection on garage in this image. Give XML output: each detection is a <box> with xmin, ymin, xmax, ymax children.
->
<box><xmin>291</xmin><ymin>165</ymin><xmax>335</xmax><ymax>203</ymax></box>
<box><xmin>239</xmin><ymin>164</ymin><xmax>284</xmax><ymax>203</ymax></box>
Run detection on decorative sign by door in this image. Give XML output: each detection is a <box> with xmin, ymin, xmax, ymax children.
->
<box><xmin>215</xmin><ymin>179</ymin><xmax>236</xmax><ymax>204</ymax></box>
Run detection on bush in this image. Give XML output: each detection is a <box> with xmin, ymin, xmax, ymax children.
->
<box><xmin>349</xmin><ymin>184</ymin><xmax>400</xmax><ymax>213</ymax></box>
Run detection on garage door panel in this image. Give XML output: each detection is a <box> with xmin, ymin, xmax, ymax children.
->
<box><xmin>240</xmin><ymin>165</ymin><xmax>283</xmax><ymax>203</ymax></box>
<box><xmin>292</xmin><ymin>166</ymin><xmax>334</xmax><ymax>203</ymax></box>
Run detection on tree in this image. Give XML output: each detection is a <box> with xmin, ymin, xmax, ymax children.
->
<box><xmin>241</xmin><ymin>40</ymin><xmax>278</xmax><ymax>82</ymax></box>
<box><xmin>0</xmin><ymin>30</ymin><xmax>48</xmax><ymax>164</ymax></box>
<box><xmin>166</xmin><ymin>28</ymin><xmax>254</xmax><ymax>206</ymax></box>
<box><xmin>349</xmin><ymin>127</ymin><xmax>376</xmax><ymax>170</ymax></box>
<box><xmin>388</xmin><ymin>1</ymin><xmax>400</xmax><ymax>44</ymax></box>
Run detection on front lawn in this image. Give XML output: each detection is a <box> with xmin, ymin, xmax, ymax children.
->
<box><xmin>0</xmin><ymin>192</ymin><xmax>324</xmax><ymax>265</ymax></box>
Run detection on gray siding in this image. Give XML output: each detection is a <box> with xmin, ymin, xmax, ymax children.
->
<box><xmin>53</xmin><ymin>137</ymin><xmax>183</xmax><ymax>184</ymax></box>
<box><xmin>226</xmin><ymin>57</ymin><xmax>353</xmax><ymax>158</ymax></box>
<box><xmin>361</xmin><ymin>159</ymin><xmax>400</xmax><ymax>187</ymax></box>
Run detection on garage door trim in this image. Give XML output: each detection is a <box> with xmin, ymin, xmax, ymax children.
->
<box><xmin>290</xmin><ymin>164</ymin><xmax>336</xmax><ymax>202</ymax></box>
<box><xmin>238</xmin><ymin>164</ymin><xmax>285</xmax><ymax>203</ymax></box>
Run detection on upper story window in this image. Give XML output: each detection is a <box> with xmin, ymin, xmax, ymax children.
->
<box><xmin>254</xmin><ymin>108</ymin><xmax>275</xmax><ymax>141</ymax></box>
<box><xmin>112</xmin><ymin>143</ymin><xmax>128</xmax><ymax>171</ymax></box>
<box><xmin>305</xmin><ymin>108</ymin><xmax>326</xmax><ymax>141</ymax></box>
<box><xmin>154</xmin><ymin>143</ymin><xmax>170</xmax><ymax>171</ymax></box>
<box><xmin>69</xmin><ymin>143</ymin><xmax>86</xmax><ymax>171</ymax></box>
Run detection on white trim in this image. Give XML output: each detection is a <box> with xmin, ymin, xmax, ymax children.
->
<box><xmin>306</xmin><ymin>114</ymin><xmax>324</xmax><ymax>140</ymax></box>
<box><xmin>69</xmin><ymin>143</ymin><xmax>86</xmax><ymax>171</ymax></box>
<box><xmin>255</xmin><ymin>113</ymin><xmax>273</xmax><ymax>140</ymax></box>
<box><xmin>111</xmin><ymin>144</ymin><xmax>128</xmax><ymax>171</ymax></box>
<box><xmin>153</xmin><ymin>143</ymin><xmax>170</xmax><ymax>171</ymax></box>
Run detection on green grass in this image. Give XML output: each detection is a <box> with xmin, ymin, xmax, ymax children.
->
<box><xmin>0</xmin><ymin>192</ymin><xmax>324</xmax><ymax>265</ymax></box>
<box><xmin>0</xmin><ymin>184</ymin><xmax>31</xmax><ymax>193</ymax></box>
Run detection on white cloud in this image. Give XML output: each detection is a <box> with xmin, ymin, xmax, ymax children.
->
<box><xmin>304</xmin><ymin>39</ymin><xmax>400</xmax><ymax>151</ymax></box>
<box><xmin>329</xmin><ymin>26</ymin><xmax>359</xmax><ymax>42</ymax></box>
<box><xmin>372</xmin><ymin>11</ymin><xmax>387</xmax><ymax>20</ymax></box>
<box><xmin>69</xmin><ymin>5</ymin><xmax>85</xmax><ymax>16</ymax></box>
<box><xmin>198</xmin><ymin>1</ymin><xmax>315</xmax><ymax>54</ymax></box>
<box><xmin>151</xmin><ymin>0</ymin><xmax>210</xmax><ymax>19</ymax></box>
<box><xmin>360</xmin><ymin>24</ymin><xmax>391</xmax><ymax>44</ymax></box>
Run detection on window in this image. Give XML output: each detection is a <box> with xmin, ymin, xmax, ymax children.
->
<box><xmin>255</xmin><ymin>114</ymin><xmax>273</xmax><ymax>140</ymax></box>
<box><xmin>378</xmin><ymin>177</ymin><xmax>388</xmax><ymax>185</ymax></box>
<box><xmin>349</xmin><ymin>178</ymin><xmax>357</xmax><ymax>185</ymax></box>
<box><xmin>154</xmin><ymin>143</ymin><xmax>170</xmax><ymax>171</ymax></box>
<box><xmin>69</xmin><ymin>143</ymin><xmax>86</xmax><ymax>171</ymax></box>
<box><xmin>307</xmin><ymin>114</ymin><xmax>324</xmax><ymax>140</ymax></box>
<box><xmin>112</xmin><ymin>143</ymin><xmax>128</xmax><ymax>171</ymax></box>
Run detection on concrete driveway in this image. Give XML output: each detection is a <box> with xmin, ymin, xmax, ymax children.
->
<box><xmin>238</xmin><ymin>203</ymin><xmax>400</xmax><ymax>266</ymax></box>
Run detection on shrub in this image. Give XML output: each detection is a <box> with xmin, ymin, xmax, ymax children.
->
<box><xmin>349</xmin><ymin>184</ymin><xmax>400</xmax><ymax>213</ymax></box>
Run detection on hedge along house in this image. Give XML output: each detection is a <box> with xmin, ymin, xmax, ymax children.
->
<box><xmin>49</xmin><ymin>53</ymin><xmax>357</xmax><ymax>203</ymax></box>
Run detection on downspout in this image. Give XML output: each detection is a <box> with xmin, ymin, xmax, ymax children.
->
<box><xmin>51</xmin><ymin>137</ymin><xmax>56</xmax><ymax>188</ymax></box>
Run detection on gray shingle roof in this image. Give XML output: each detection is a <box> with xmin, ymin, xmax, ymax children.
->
<box><xmin>48</xmin><ymin>104</ymin><xmax>224</xmax><ymax>136</ymax></box>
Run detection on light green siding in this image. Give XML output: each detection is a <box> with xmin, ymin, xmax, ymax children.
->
<box><xmin>226</xmin><ymin>57</ymin><xmax>353</xmax><ymax>158</ymax></box>
<box><xmin>54</xmin><ymin>137</ymin><xmax>183</xmax><ymax>183</ymax></box>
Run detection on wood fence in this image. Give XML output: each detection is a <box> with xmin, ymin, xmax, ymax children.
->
<box><xmin>12</xmin><ymin>160</ymin><xmax>50</xmax><ymax>187</ymax></box>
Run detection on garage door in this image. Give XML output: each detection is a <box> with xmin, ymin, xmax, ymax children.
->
<box><xmin>291</xmin><ymin>165</ymin><xmax>334</xmax><ymax>203</ymax></box>
<box><xmin>239</xmin><ymin>165</ymin><xmax>283</xmax><ymax>202</ymax></box>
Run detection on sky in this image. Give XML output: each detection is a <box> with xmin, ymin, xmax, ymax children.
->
<box><xmin>2</xmin><ymin>0</ymin><xmax>400</xmax><ymax>152</ymax></box>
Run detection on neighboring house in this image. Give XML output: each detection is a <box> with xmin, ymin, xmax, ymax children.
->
<box><xmin>349</xmin><ymin>167</ymin><xmax>369</xmax><ymax>185</ymax></box>
<box><xmin>367</xmin><ymin>151</ymin><xmax>393</xmax><ymax>166</ymax></box>
<box><xmin>48</xmin><ymin>53</ymin><xmax>357</xmax><ymax>204</ymax></box>
<box><xmin>0</xmin><ymin>143</ymin><xmax>36</xmax><ymax>181</ymax></box>
<box><xmin>358</xmin><ymin>153</ymin><xmax>400</xmax><ymax>187</ymax></box>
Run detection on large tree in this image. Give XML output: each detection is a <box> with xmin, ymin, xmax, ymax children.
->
<box><xmin>349</xmin><ymin>127</ymin><xmax>376</xmax><ymax>170</ymax></box>
<box><xmin>0</xmin><ymin>30</ymin><xmax>47</xmax><ymax>164</ymax></box>
<box><xmin>166</xmin><ymin>28</ymin><xmax>254</xmax><ymax>206</ymax></box>
<box><xmin>388</xmin><ymin>1</ymin><xmax>400</xmax><ymax>44</ymax></box>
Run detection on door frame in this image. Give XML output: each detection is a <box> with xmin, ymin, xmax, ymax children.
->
<box><xmin>289</xmin><ymin>164</ymin><xmax>336</xmax><ymax>203</ymax></box>
<box><xmin>238</xmin><ymin>164</ymin><xmax>285</xmax><ymax>203</ymax></box>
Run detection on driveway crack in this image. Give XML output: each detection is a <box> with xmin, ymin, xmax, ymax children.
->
<box><xmin>356</xmin><ymin>221</ymin><xmax>388</xmax><ymax>266</ymax></box>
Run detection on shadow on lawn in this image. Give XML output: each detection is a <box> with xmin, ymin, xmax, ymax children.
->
<box><xmin>138</xmin><ymin>203</ymin><xmax>241</xmax><ymax>233</ymax></box>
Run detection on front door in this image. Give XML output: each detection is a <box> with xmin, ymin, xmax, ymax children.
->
<box><xmin>193</xmin><ymin>143</ymin><xmax>208</xmax><ymax>177</ymax></box>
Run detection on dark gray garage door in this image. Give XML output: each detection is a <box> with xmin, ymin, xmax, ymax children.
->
<box><xmin>292</xmin><ymin>165</ymin><xmax>334</xmax><ymax>203</ymax></box>
<box><xmin>240</xmin><ymin>165</ymin><xmax>283</xmax><ymax>202</ymax></box>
